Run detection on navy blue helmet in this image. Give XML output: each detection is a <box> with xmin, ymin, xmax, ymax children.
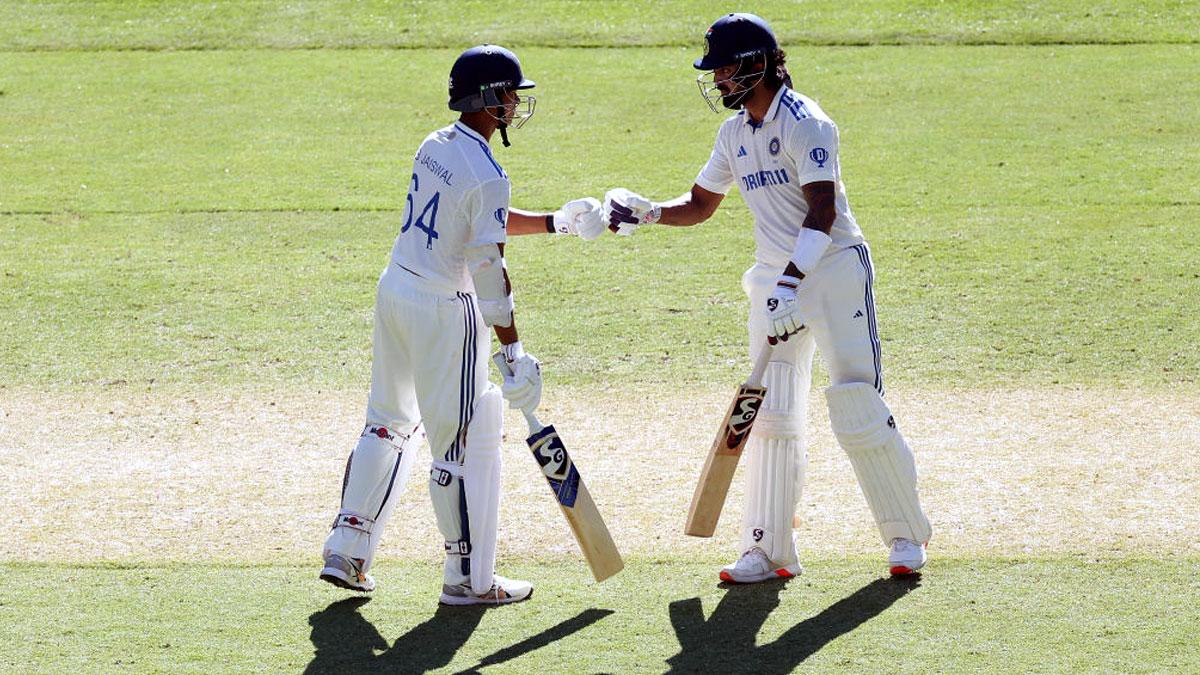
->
<box><xmin>448</xmin><ymin>44</ymin><xmax>535</xmax><ymax>113</ymax></box>
<box><xmin>694</xmin><ymin>13</ymin><xmax>778</xmax><ymax>71</ymax></box>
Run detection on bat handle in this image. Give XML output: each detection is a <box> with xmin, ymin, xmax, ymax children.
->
<box><xmin>493</xmin><ymin>352</ymin><xmax>545</xmax><ymax>434</ymax></box>
<box><xmin>522</xmin><ymin>409</ymin><xmax>544</xmax><ymax>434</ymax></box>
<box><xmin>747</xmin><ymin>342</ymin><xmax>773</xmax><ymax>388</ymax></box>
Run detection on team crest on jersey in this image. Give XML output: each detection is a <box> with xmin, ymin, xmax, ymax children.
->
<box><xmin>494</xmin><ymin>207</ymin><xmax>507</xmax><ymax>229</ymax></box>
<box><xmin>810</xmin><ymin>147</ymin><xmax>829</xmax><ymax>167</ymax></box>
<box><xmin>768</xmin><ymin>137</ymin><xmax>781</xmax><ymax>156</ymax></box>
<box><xmin>737</xmin><ymin>145</ymin><xmax>748</xmax><ymax>158</ymax></box>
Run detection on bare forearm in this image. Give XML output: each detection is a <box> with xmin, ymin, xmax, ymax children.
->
<box><xmin>658</xmin><ymin>184</ymin><xmax>725</xmax><ymax>226</ymax></box>
<box><xmin>507</xmin><ymin>208</ymin><xmax>552</xmax><ymax>236</ymax></box>
<box><xmin>493</xmin><ymin>322</ymin><xmax>518</xmax><ymax>345</ymax></box>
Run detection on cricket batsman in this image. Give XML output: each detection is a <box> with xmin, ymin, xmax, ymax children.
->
<box><xmin>602</xmin><ymin>14</ymin><xmax>932</xmax><ymax>582</ymax></box>
<box><xmin>319</xmin><ymin>45</ymin><xmax>605</xmax><ymax>604</ymax></box>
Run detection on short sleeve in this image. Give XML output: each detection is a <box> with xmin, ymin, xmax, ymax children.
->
<box><xmin>694</xmin><ymin>125</ymin><xmax>735</xmax><ymax>195</ymax></box>
<box><xmin>788</xmin><ymin>118</ymin><xmax>840</xmax><ymax>186</ymax></box>
<box><xmin>467</xmin><ymin>178</ymin><xmax>511</xmax><ymax>247</ymax></box>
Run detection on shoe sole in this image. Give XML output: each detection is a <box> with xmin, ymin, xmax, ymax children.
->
<box><xmin>719</xmin><ymin>566</ymin><xmax>799</xmax><ymax>584</ymax></box>
<box><xmin>319</xmin><ymin>567</ymin><xmax>374</xmax><ymax>593</ymax></box>
<box><xmin>889</xmin><ymin>564</ymin><xmax>923</xmax><ymax>576</ymax></box>
<box><xmin>438</xmin><ymin>588</ymin><xmax>534</xmax><ymax>606</ymax></box>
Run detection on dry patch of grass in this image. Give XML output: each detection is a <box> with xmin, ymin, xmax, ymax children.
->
<box><xmin>1</xmin><ymin>383</ymin><xmax>1196</xmax><ymax>563</ymax></box>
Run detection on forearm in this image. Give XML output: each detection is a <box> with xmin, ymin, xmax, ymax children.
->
<box><xmin>657</xmin><ymin>194</ymin><xmax>706</xmax><ymax>226</ymax></box>
<box><xmin>493</xmin><ymin>322</ymin><xmax>519</xmax><ymax>345</ymax></box>
<box><xmin>658</xmin><ymin>185</ymin><xmax>724</xmax><ymax>227</ymax></box>
<box><xmin>492</xmin><ymin>252</ymin><xmax>519</xmax><ymax>344</ymax></box>
<box><xmin>506</xmin><ymin>208</ymin><xmax>553</xmax><ymax>236</ymax></box>
<box><xmin>784</xmin><ymin>181</ymin><xmax>838</xmax><ymax>279</ymax></box>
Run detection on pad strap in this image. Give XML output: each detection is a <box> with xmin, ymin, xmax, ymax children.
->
<box><xmin>361</xmin><ymin>423</ymin><xmax>413</xmax><ymax>451</ymax></box>
<box><xmin>445</xmin><ymin>540</ymin><xmax>472</xmax><ymax>555</ymax></box>
<box><xmin>430</xmin><ymin>459</ymin><xmax>463</xmax><ymax>487</ymax></box>
<box><xmin>331</xmin><ymin>511</ymin><xmax>375</xmax><ymax>535</ymax></box>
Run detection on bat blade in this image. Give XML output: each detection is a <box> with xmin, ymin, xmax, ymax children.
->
<box><xmin>527</xmin><ymin>424</ymin><xmax>624</xmax><ymax>582</ymax></box>
<box><xmin>684</xmin><ymin>383</ymin><xmax>767</xmax><ymax>537</ymax></box>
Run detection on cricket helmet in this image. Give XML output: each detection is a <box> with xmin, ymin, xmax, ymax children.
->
<box><xmin>693</xmin><ymin>13</ymin><xmax>778</xmax><ymax>71</ymax></box>
<box><xmin>448</xmin><ymin>44</ymin><xmax>536</xmax><ymax>113</ymax></box>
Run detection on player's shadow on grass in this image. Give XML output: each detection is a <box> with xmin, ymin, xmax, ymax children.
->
<box><xmin>305</xmin><ymin>596</ymin><xmax>612</xmax><ymax>674</ymax></box>
<box><xmin>666</xmin><ymin>575</ymin><xmax>921</xmax><ymax>674</ymax></box>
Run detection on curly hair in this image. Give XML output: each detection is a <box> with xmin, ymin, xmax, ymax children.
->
<box><xmin>766</xmin><ymin>49</ymin><xmax>793</xmax><ymax>89</ymax></box>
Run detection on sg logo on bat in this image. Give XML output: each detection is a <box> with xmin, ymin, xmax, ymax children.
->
<box><xmin>721</xmin><ymin>387</ymin><xmax>766</xmax><ymax>453</ymax></box>
<box><xmin>529</xmin><ymin>426</ymin><xmax>582</xmax><ymax>507</ymax></box>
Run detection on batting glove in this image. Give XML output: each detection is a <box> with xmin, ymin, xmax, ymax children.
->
<box><xmin>552</xmin><ymin>197</ymin><xmax>605</xmax><ymax>241</ymax></box>
<box><xmin>497</xmin><ymin>341</ymin><xmax>543</xmax><ymax>413</ymax></box>
<box><xmin>603</xmin><ymin>188</ymin><xmax>661</xmax><ymax>236</ymax></box>
<box><xmin>766</xmin><ymin>276</ymin><xmax>805</xmax><ymax>345</ymax></box>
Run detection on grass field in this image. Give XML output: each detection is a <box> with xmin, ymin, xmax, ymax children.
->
<box><xmin>1</xmin><ymin>2</ymin><xmax>1198</xmax><ymax>672</ymax></box>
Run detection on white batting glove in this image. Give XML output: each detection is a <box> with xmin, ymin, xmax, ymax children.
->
<box><xmin>766</xmin><ymin>276</ymin><xmax>806</xmax><ymax>345</ymax></box>
<box><xmin>603</xmin><ymin>188</ymin><xmax>661</xmax><ymax>236</ymax></box>
<box><xmin>497</xmin><ymin>341</ymin><xmax>542</xmax><ymax>413</ymax></box>
<box><xmin>551</xmin><ymin>197</ymin><xmax>605</xmax><ymax>241</ymax></box>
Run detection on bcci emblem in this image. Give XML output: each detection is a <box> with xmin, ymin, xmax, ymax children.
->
<box><xmin>769</xmin><ymin>137</ymin><xmax>781</xmax><ymax>156</ymax></box>
<box><xmin>703</xmin><ymin>30</ymin><xmax>712</xmax><ymax>55</ymax></box>
<box><xmin>809</xmin><ymin>147</ymin><xmax>829</xmax><ymax>167</ymax></box>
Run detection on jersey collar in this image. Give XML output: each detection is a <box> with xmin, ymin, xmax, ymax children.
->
<box><xmin>453</xmin><ymin>121</ymin><xmax>489</xmax><ymax>145</ymax></box>
<box><xmin>764</xmin><ymin>86</ymin><xmax>790</xmax><ymax>125</ymax></box>
<box><xmin>742</xmin><ymin>86</ymin><xmax>790</xmax><ymax>131</ymax></box>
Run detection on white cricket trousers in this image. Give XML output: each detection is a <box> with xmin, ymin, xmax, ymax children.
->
<box><xmin>367</xmin><ymin>264</ymin><xmax>489</xmax><ymax>463</ymax></box>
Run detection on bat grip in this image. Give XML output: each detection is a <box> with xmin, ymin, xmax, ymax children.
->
<box><xmin>493</xmin><ymin>352</ymin><xmax>545</xmax><ymax>434</ymax></box>
<box><xmin>747</xmin><ymin>343</ymin><xmax>773</xmax><ymax>388</ymax></box>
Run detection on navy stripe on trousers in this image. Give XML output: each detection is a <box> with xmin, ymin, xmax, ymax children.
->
<box><xmin>449</xmin><ymin>293</ymin><xmax>478</xmax><ymax>462</ymax></box>
<box><xmin>851</xmin><ymin>244</ymin><xmax>885</xmax><ymax>396</ymax></box>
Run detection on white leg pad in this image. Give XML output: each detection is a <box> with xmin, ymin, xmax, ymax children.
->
<box><xmin>323</xmin><ymin>424</ymin><xmax>419</xmax><ymax>571</ymax></box>
<box><xmin>826</xmin><ymin>382</ymin><xmax>932</xmax><ymax>546</ymax></box>
<box><xmin>430</xmin><ymin>384</ymin><xmax>503</xmax><ymax>595</ymax></box>
<box><xmin>741</xmin><ymin>361</ymin><xmax>808</xmax><ymax>565</ymax></box>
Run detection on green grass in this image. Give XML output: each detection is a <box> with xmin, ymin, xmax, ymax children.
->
<box><xmin>2</xmin><ymin>4</ymin><xmax>1198</xmax><ymax>673</ymax></box>
<box><xmin>1</xmin><ymin>1</ymin><xmax>1197</xmax><ymax>50</ymax></box>
<box><xmin>1</xmin><ymin>558</ymin><xmax>1196</xmax><ymax>673</ymax></box>
<box><xmin>1</xmin><ymin>45</ymin><xmax>1197</xmax><ymax>387</ymax></box>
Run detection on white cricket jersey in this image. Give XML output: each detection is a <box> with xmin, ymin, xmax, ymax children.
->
<box><xmin>390</xmin><ymin>122</ymin><xmax>511</xmax><ymax>293</ymax></box>
<box><xmin>695</xmin><ymin>86</ymin><xmax>863</xmax><ymax>269</ymax></box>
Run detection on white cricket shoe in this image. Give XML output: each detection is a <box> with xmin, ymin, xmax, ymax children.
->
<box><xmin>889</xmin><ymin>538</ymin><xmax>927</xmax><ymax>576</ymax></box>
<box><xmin>319</xmin><ymin>552</ymin><xmax>375</xmax><ymax>592</ymax></box>
<box><xmin>439</xmin><ymin>574</ymin><xmax>533</xmax><ymax>606</ymax></box>
<box><xmin>719</xmin><ymin>547</ymin><xmax>802</xmax><ymax>584</ymax></box>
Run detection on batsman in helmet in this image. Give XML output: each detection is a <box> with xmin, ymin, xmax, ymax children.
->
<box><xmin>319</xmin><ymin>45</ymin><xmax>605</xmax><ymax>604</ymax></box>
<box><xmin>602</xmin><ymin>13</ymin><xmax>932</xmax><ymax>582</ymax></box>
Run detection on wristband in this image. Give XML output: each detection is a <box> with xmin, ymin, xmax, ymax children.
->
<box><xmin>544</xmin><ymin>214</ymin><xmax>555</xmax><ymax>234</ymax></box>
<box><xmin>789</xmin><ymin>228</ymin><xmax>833</xmax><ymax>275</ymax></box>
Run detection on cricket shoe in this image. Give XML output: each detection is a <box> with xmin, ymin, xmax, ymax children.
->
<box><xmin>888</xmin><ymin>538</ymin><xmax>927</xmax><ymax>576</ymax></box>
<box><xmin>319</xmin><ymin>552</ymin><xmax>375</xmax><ymax>592</ymax></box>
<box><xmin>719</xmin><ymin>547</ymin><xmax>802</xmax><ymax>584</ymax></box>
<box><xmin>439</xmin><ymin>575</ymin><xmax>533</xmax><ymax>606</ymax></box>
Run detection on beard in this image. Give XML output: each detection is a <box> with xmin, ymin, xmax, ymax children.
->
<box><xmin>721</xmin><ymin>88</ymin><xmax>752</xmax><ymax>110</ymax></box>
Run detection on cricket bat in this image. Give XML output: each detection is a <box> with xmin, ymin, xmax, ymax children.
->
<box><xmin>493</xmin><ymin>354</ymin><xmax>624</xmax><ymax>582</ymax></box>
<box><xmin>685</xmin><ymin>345</ymin><xmax>773</xmax><ymax>537</ymax></box>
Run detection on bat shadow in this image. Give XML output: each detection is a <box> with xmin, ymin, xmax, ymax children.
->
<box><xmin>305</xmin><ymin>596</ymin><xmax>613</xmax><ymax>674</ymax></box>
<box><xmin>666</xmin><ymin>575</ymin><xmax>921</xmax><ymax>674</ymax></box>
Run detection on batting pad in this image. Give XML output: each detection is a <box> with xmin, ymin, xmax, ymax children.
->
<box><xmin>430</xmin><ymin>385</ymin><xmax>503</xmax><ymax>594</ymax></box>
<box><xmin>323</xmin><ymin>424</ymin><xmax>418</xmax><ymax>571</ymax></box>
<box><xmin>741</xmin><ymin>361</ymin><xmax>808</xmax><ymax>565</ymax></box>
<box><xmin>825</xmin><ymin>382</ymin><xmax>932</xmax><ymax>546</ymax></box>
